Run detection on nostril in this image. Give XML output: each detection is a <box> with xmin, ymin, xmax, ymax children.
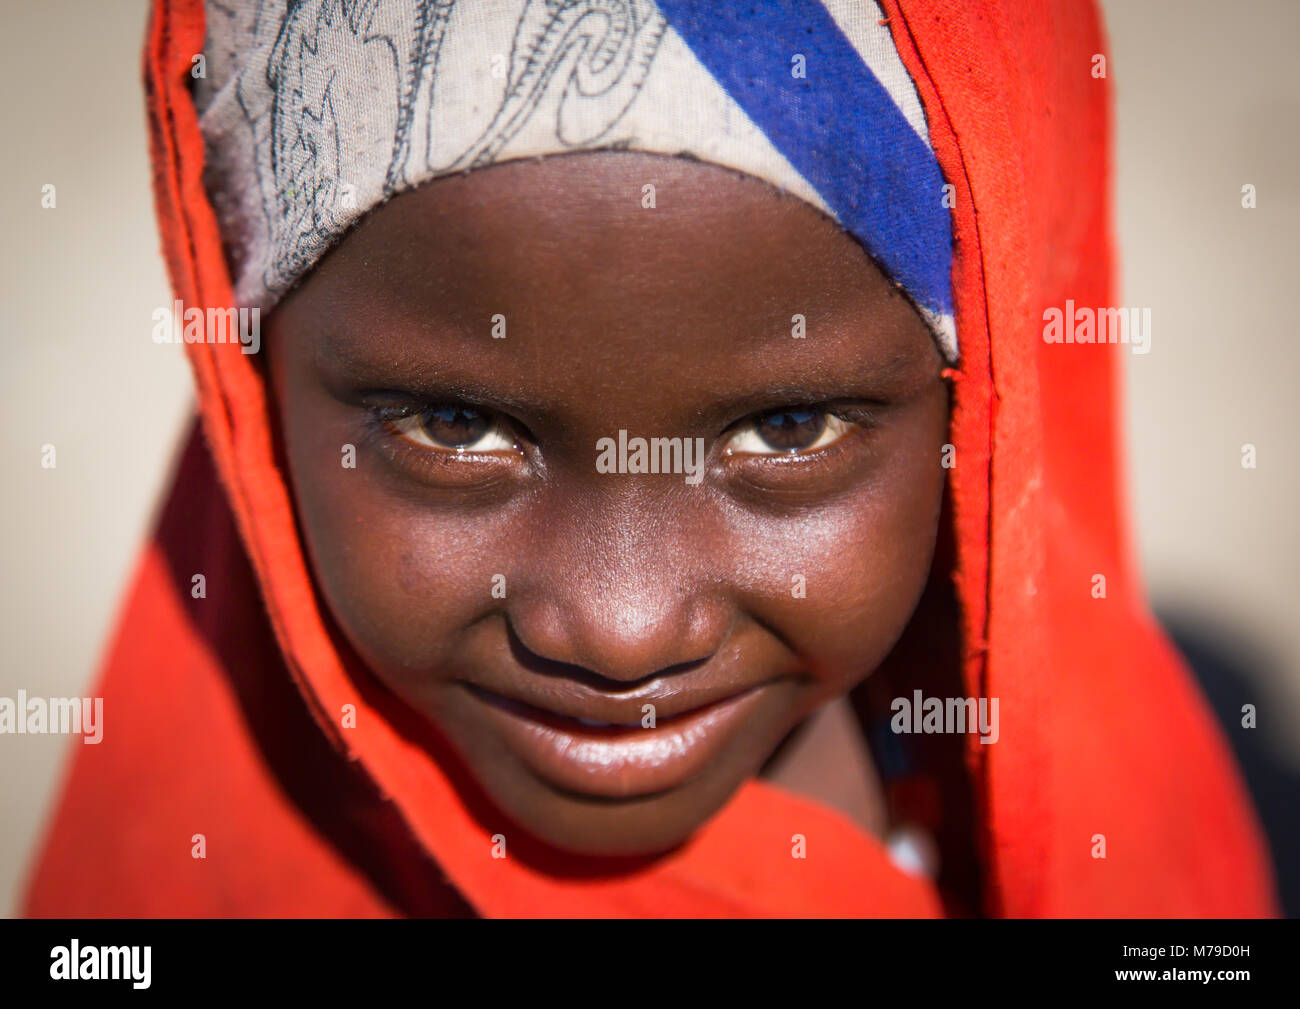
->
<box><xmin>504</xmin><ymin>617</ymin><xmax>717</xmax><ymax>690</ymax></box>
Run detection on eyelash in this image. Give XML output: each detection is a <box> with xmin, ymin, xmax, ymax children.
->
<box><xmin>727</xmin><ymin>405</ymin><xmax>879</xmax><ymax>461</ymax></box>
<box><xmin>363</xmin><ymin>398</ymin><xmax>880</xmax><ymax>476</ymax></box>
<box><xmin>382</xmin><ymin>404</ymin><xmax>519</xmax><ymax>453</ymax></box>
<box><xmin>358</xmin><ymin>402</ymin><xmax>525</xmax><ymax>486</ymax></box>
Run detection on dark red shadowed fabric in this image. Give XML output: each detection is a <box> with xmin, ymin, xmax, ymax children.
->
<box><xmin>21</xmin><ymin>0</ymin><xmax>1276</xmax><ymax>917</ymax></box>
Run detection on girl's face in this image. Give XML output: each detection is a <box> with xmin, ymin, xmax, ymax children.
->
<box><xmin>267</xmin><ymin>152</ymin><xmax>949</xmax><ymax>857</ymax></box>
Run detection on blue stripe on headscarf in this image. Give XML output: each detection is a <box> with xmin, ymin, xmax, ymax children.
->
<box><xmin>653</xmin><ymin>0</ymin><xmax>953</xmax><ymax>318</ymax></box>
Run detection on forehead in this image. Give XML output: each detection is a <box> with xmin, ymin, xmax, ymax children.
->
<box><xmin>275</xmin><ymin>151</ymin><xmax>937</xmax><ymax>408</ymax></box>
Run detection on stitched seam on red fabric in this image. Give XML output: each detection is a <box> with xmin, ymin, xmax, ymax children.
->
<box><xmin>882</xmin><ymin>0</ymin><xmax>1003</xmax><ymax>918</ymax></box>
<box><xmin>153</xmin><ymin>0</ymin><xmax>350</xmax><ymax>746</ymax></box>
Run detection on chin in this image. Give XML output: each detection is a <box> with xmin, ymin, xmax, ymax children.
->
<box><xmin>488</xmin><ymin>765</ymin><xmax>755</xmax><ymax>859</ymax></box>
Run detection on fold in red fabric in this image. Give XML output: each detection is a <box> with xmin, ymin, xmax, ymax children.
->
<box><xmin>22</xmin><ymin>0</ymin><xmax>1277</xmax><ymax>917</ymax></box>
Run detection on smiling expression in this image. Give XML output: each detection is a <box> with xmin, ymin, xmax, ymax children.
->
<box><xmin>266</xmin><ymin>151</ymin><xmax>950</xmax><ymax>856</ymax></box>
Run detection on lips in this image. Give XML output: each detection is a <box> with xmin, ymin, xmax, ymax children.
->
<box><xmin>464</xmin><ymin>681</ymin><xmax>771</xmax><ymax>799</ymax></box>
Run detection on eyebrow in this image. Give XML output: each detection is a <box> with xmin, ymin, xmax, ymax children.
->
<box><xmin>311</xmin><ymin>306</ymin><xmax>932</xmax><ymax>423</ymax></box>
<box><xmin>690</xmin><ymin>340</ymin><xmax>934</xmax><ymax>416</ymax></box>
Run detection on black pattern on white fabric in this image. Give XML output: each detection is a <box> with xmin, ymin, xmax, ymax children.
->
<box><xmin>236</xmin><ymin>0</ymin><xmax>665</xmax><ymax>299</ymax></box>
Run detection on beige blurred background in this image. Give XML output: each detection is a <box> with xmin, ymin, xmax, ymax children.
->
<box><xmin>1</xmin><ymin>0</ymin><xmax>1297</xmax><ymax>916</ymax></box>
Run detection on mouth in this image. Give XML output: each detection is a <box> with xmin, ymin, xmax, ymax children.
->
<box><xmin>462</xmin><ymin>681</ymin><xmax>772</xmax><ymax>799</ymax></box>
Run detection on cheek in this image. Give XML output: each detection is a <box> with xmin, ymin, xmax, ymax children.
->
<box><xmin>732</xmin><ymin>441</ymin><xmax>946</xmax><ymax>693</ymax></box>
<box><xmin>303</xmin><ymin>497</ymin><xmax>496</xmax><ymax>675</ymax></box>
<box><xmin>271</xmin><ymin>380</ymin><xmax>502</xmax><ymax>682</ymax></box>
<box><xmin>296</xmin><ymin>473</ymin><xmax>513</xmax><ymax>679</ymax></box>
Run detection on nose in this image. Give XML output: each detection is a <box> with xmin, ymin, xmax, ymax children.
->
<box><xmin>506</xmin><ymin>497</ymin><xmax>732</xmax><ymax>685</ymax></box>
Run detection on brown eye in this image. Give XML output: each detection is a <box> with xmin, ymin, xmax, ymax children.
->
<box><xmin>418</xmin><ymin>405</ymin><xmax>490</xmax><ymax>448</ymax></box>
<box><xmin>723</xmin><ymin>406</ymin><xmax>859</xmax><ymax>456</ymax></box>
<box><xmin>387</xmin><ymin>404</ymin><xmax>516</xmax><ymax>453</ymax></box>
<box><xmin>753</xmin><ymin>407</ymin><xmax>827</xmax><ymax>452</ymax></box>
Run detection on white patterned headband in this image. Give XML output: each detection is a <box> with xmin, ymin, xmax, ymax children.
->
<box><xmin>194</xmin><ymin>0</ymin><xmax>957</xmax><ymax>359</ymax></box>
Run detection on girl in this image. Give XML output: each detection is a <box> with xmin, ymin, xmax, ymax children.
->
<box><xmin>24</xmin><ymin>0</ymin><xmax>1276</xmax><ymax>917</ymax></box>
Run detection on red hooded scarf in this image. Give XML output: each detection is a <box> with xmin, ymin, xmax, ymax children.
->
<box><xmin>22</xmin><ymin>0</ymin><xmax>1278</xmax><ymax>917</ymax></box>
